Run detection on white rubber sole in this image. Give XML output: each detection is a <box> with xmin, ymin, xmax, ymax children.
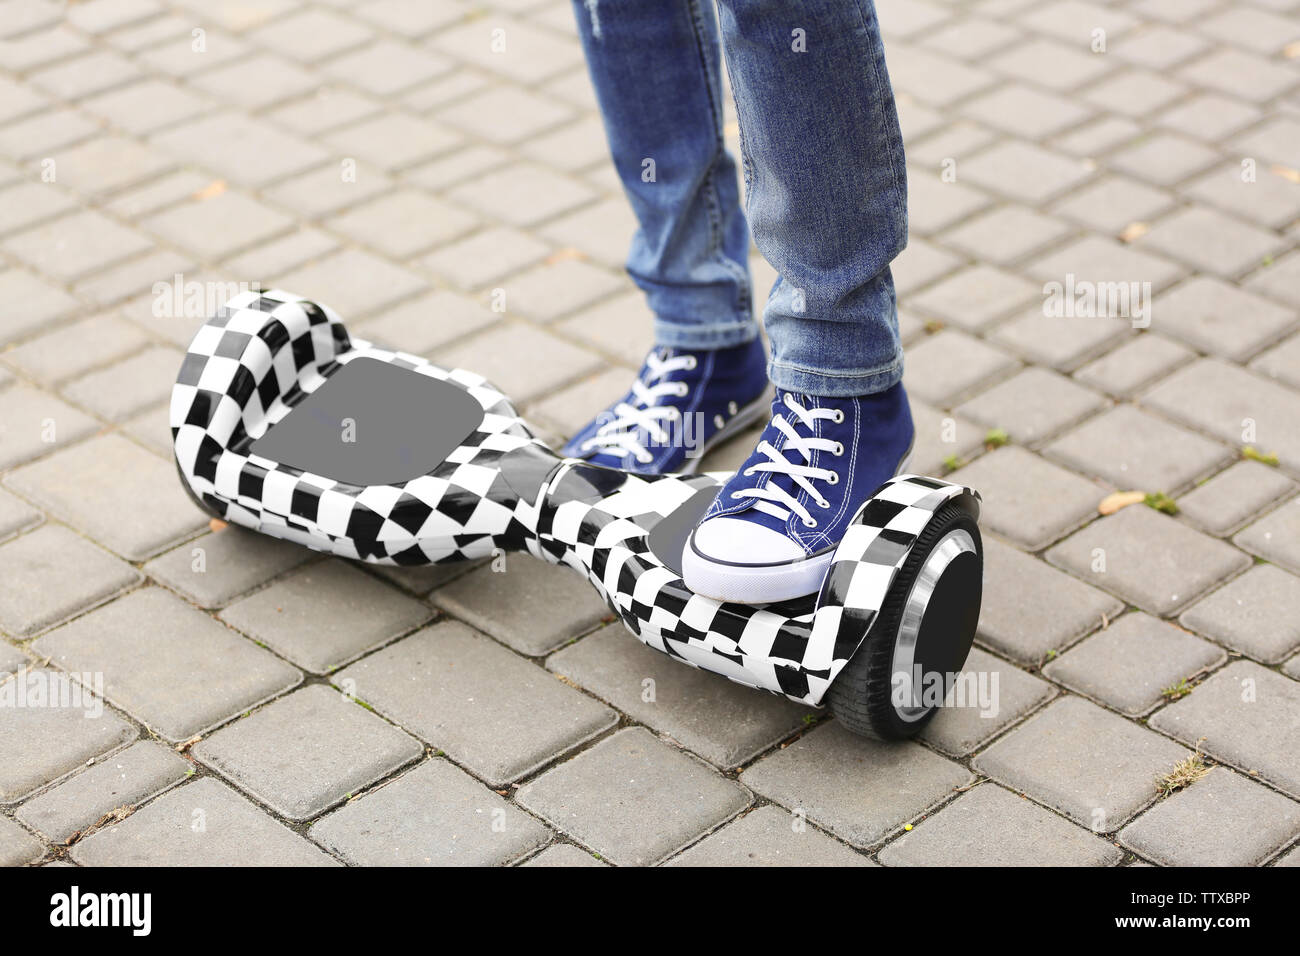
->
<box><xmin>682</xmin><ymin>449</ymin><xmax>914</xmax><ymax>604</ymax></box>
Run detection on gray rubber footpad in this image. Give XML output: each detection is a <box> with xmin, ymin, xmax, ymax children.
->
<box><xmin>250</xmin><ymin>357</ymin><xmax>484</xmax><ymax>486</ymax></box>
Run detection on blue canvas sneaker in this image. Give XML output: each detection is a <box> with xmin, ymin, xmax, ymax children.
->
<box><xmin>682</xmin><ymin>382</ymin><xmax>915</xmax><ymax>603</ymax></box>
<box><xmin>562</xmin><ymin>337</ymin><xmax>770</xmax><ymax>474</ymax></box>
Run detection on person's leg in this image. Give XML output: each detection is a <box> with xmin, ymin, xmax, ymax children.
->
<box><xmin>683</xmin><ymin>0</ymin><xmax>915</xmax><ymax>603</ymax></box>
<box><xmin>570</xmin><ymin>0</ymin><xmax>755</xmax><ymax>349</ymax></box>
<box><xmin>562</xmin><ymin>0</ymin><xmax>769</xmax><ymax>474</ymax></box>
<box><xmin>716</xmin><ymin>0</ymin><xmax>907</xmax><ymax>395</ymax></box>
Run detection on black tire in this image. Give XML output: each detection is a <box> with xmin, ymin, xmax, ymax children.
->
<box><xmin>827</xmin><ymin>502</ymin><xmax>982</xmax><ymax>741</ymax></box>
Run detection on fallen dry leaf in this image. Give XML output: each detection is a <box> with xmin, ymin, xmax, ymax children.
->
<box><xmin>193</xmin><ymin>179</ymin><xmax>227</xmax><ymax>201</ymax></box>
<box><xmin>1284</xmin><ymin>40</ymin><xmax>1300</xmax><ymax>59</ymax></box>
<box><xmin>209</xmin><ymin>517</ymin><xmax>228</xmax><ymax>532</ymax></box>
<box><xmin>544</xmin><ymin>247</ymin><xmax>585</xmax><ymax>265</ymax></box>
<box><xmin>1098</xmin><ymin>490</ymin><xmax>1146</xmax><ymax>515</ymax></box>
<box><xmin>1270</xmin><ymin>164</ymin><xmax>1300</xmax><ymax>185</ymax></box>
<box><xmin>1118</xmin><ymin>221</ymin><xmax>1149</xmax><ymax>243</ymax></box>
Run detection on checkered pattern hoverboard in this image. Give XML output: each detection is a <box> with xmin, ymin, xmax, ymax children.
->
<box><xmin>172</xmin><ymin>290</ymin><xmax>984</xmax><ymax>740</ymax></box>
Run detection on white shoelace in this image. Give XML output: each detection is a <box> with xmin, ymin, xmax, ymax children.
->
<box><xmin>579</xmin><ymin>352</ymin><xmax>697</xmax><ymax>465</ymax></box>
<box><xmin>729</xmin><ymin>393</ymin><xmax>844</xmax><ymax>529</ymax></box>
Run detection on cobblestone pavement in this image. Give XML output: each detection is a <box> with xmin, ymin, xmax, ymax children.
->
<box><xmin>1</xmin><ymin>0</ymin><xmax>1299</xmax><ymax>867</ymax></box>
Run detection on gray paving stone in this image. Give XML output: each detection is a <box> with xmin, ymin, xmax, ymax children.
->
<box><xmin>220</xmin><ymin>560</ymin><xmax>432</xmax><ymax>675</ymax></box>
<box><xmin>273</xmin><ymin>248</ymin><xmax>428</xmax><ymax>320</ymax></box>
<box><xmin>987</xmin><ymin>36</ymin><xmax>1111</xmax><ymax>91</ymax></box>
<box><xmin>1244</xmin><ymin>251</ymin><xmax>1300</xmax><ymax>309</ymax></box>
<box><xmin>43</xmin><ymin>135</ymin><xmax>174</xmax><ymax>201</ymax></box>
<box><xmin>247</xmin><ymin>8</ymin><xmax>373</xmax><ymax>62</ymax></box>
<box><xmin>904</xmin><ymin>170</ymin><xmax>993</xmax><ymax>237</ymax></box>
<box><xmin>3</xmin><ymin>210</ymin><xmax>152</xmax><ymax>283</ymax></box>
<box><xmin>1051</xmin><ymin>116</ymin><xmax>1141</xmax><ymax>157</ymax></box>
<box><xmin>420</xmin><ymin>226</ymin><xmax>551</xmax><ymax>290</ymax></box>
<box><xmin>0</xmin><ymin>110</ymin><xmax>98</xmax><ymax>163</ymax></box>
<box><xmin>1046</xmin><ymin>503</ymin><xmax>1251</xmax><ymax>616</ymax></box>
<box><xmin>80</xmin><ymin>78</ymin><xmax>214</xmax><ymax>136</ymax></box>
<box><xmin>1120</xmin><ymin>768</ymin><xmax>1300</xmax><ymax>867</ymax></box>
<box><xmin>70</xmin><ymin>777</ymin><xmax>336</xmax><ymax>866</ymax></box>
<box><xmin>892</xmin><ymin>237</ymin><xmax>965</xmax><ymax>295</ymax></box>
<box><xmin>322</xmin><ymin>110</ymin><xmax>463</xmax><ymax>171</ymax></box>
<box><xmin>313</xmin><ymin>758</ymin><xmax>550</xmax><ymax>866</ymax></box>
<box><xmin>940</xmin><ymin>205</ymin><xmax>1072</xmax><ymax>267</ymax></box>
<box><xmin>949</xmin><ymin>446</ymin><xmax>1102</xmax><ymax>551</ymax></box>
<box><xmin>1283</xmin><ymin>654</ymin><xmax>1300</xmax><ymax>682</ymax></box>
<box><xmin>906</xmin><ymin>264</ymin><xmax>1040</xmax><ymax>333</ymax></box>
<box><xmin>431</xmin><ymin>555</ymin><xmax>611</xmax><ymax>656</ymax></box>
<box><xmin>1143</xmin><ymin>358</ymin><xmax>1300</xmax><ymax>473</ymax></box>
<box><xmin>497</xmin><ymin>258</ymin><xmax>624</xmax><ymax>323</ymax></box>
<box><xmin>437</xmin><ymin>84</ymin><xmax>575</xmax><ymax>146</ymax></box>
<box><xmin>0</xmin><ymin>669</ymin><xmax>136</xmax><ymax>804</ymax></box>
<box><xmin>353</xmin><ymin>289</ymin><xmax>499</xmax><ymax>356</ymax></box>
<box><xmin>962</xmin><ymin>83</ymin><xmax>1093</xmax><ymax>139</ymax></box>
<box><xmin>959</xmin><ymin>140</ymin><xmax>1094</xmax><ymax>203</ymax></box>
<box><xmin>5</xmin><ymin>433</ymin><xmax>207</xmax><ymax>561</ymax></box>
<box><xmin>60</xmin><ymin>345</ymin><xmax>182</xmax><ymax>423</ymax></box>
<box><xmin>1139</xmin><ymin>207</ymin><xmax>1285</xmax><ymax>280</ymax></box>
<box><xmin>1180</xmin><ymin>565</ymin><xmax>1300</xmax><ymax>664</ymax></box>
<box><xmin>0</xmin><ymin>523</ymin><xmax>140</xmax><ymax>638</ymax></box>
<box><xmin>2</xmin><ymin>313</ymin><xmax>149</xmax><ymax>386</ymax></box>
<box><xmin>1235</xmin><ymin>496</ymin><xmax>1300</xmax><ymax>576</ymax></box>
<box><xmin>1153</xmin><ymin>277</ymin><xmax>1296</xmax><ymax>362</ymax></box>
<box><xmin>1049</xmin><ymin>175</ymin><xmax>1175</xmax><ymax>236</ymax></box>
<box><xmin>1157</xmin><ymin>93</ymin><xmax>1261</xmax><ymax>141</ymax></box>
<box><xmin>1112</xmin><ymin>22</ymin><xmax>1211</xmax><ymax>69</ymax></box>
<box><xmin>920</xmin><ymin>646</ymin><xmax>1056</xmax><ymax>757</ymax></box>
<box><xmin>1082</xmin><ymin>69</ymin><xmax>1188</xmax><ymax>119</ymax></box>
<box><xmin>0</xmin><ymin>642</ymin><xmax>25</xmax><ymax>675</ymax></box>
<box><xmin>1044</xmin><ymin>612</ymin><xmax>1226</xmax><ymax>716</ymax></box>
<box><xmin>902</xmin><ymin>329</ymin><xmax>1020</xmax><ymax>407</ymax></box>
<box><xmin>1251</xmin><ymin>332</ymin><xmax>1300</xmax><ymax>392</ymax></box>
<box><xmin>263</xmin><ymin>158</ymin><xmax>394</xmax><ymax>219</ymax></box>
<box><xmin>556</xmin><ymin>291</ymin><xmax>654</xmax><ymax>367</ymax></box>
<box><xmin>1176</xmin><ymin>46</ymin><xmax>1298</xmax><ymax>102</ymax></box>
<box><xmin>448</xmin><ymin>162</ymin><xmax>597</xmax><ymax>228</ymax></box>
<box><xmin>33</xmin><ymin>587</ymin><xmax>302</xmax><ymax>743</ymax></box>
<box><xmin>1230</xmin><ymin>116</ymin><xmax>1300</xmax><ymax>170</ymax></box>
<box><xmin>1277</xmin><ymin>844</ymin><xmax>1300</xmax><ymax>867</ymax></box>
<box><xmin>908</xmin><ymin>399</ymin><xmax>986</xmax><ymax>477</ymax></box>
<box><xmin>976</xmin><ymin>535</ymin><xmax>1121</xmax><ymax>664</ymax></box>
<box><xmin>0</xmin><ymin>384</ymin><xmax>101</xmax><ymax>471</ymax></box>
<box><xmin>326</xmin><ymin>189</ymin><xmax>477</xmax><ymax>259</ymax></box>
<box><xmin>324</xmin><ymin>39</ymin><xmax>452</xmax><ymax>96</ymax></box>
<box><xmin>956</xmin><ymin>367</ymin><xmax>1105</xmax><ymax>446</ymax></box>
<box><xmin>193</xmin><ymin>684</ymin><xmax>421</xmax><ymax>822</ymax></box>
<box><xmin>0</xmin><ymin>181</ymin><xmax>76</xmax><ymax>237</ymax></box>
<box><xmin>432</xmin><ymin>17</ymin><xmax>585</xmax><ymax>84</ymax></box>
<box><xmin>667</xmin><ymin>805</ymin><xmax>871</xmax><ymax>868</ymax></box>
<box><xmin>527</xmin><ymin>367</ymin><xmax>637</xmax><ymax>440</ymax></box>
<box><xmin>883</xmin><ymin>43</ymin><xmax>998</xmax><ymax>107</ymax></box>
<box><xmin>0</xmin><ymin>816</ymin><xmax>42</xmax><ymax>866</ymax></box>
<box><xmin>517</xmin><ymin>727</ymin><xmax>750</xmax><ymax>866</ymax></box>
<box><xmin>1044</xmin><ymin>404</ymin><xmax>1233</xmax><ymax>494</ymax></box>
<box><xmin>1151</xmin><ymin>661</ymin><xmax>1300</xmax><ymax>799</ymax></box>
<box><xmin>143</xmin><ymin>190</ymin><xmax>292</xmax><ymax>261</ymax></box>
<box><xmin>1073</xmin><ymin>333</ymin><xmax>1194</xmax><ymax>398</ymax></box>
<box><xmin>1108</xmin><ymin>132</ymin><xmax>1221</xmax><ymax>188</ymax></box>
<box><xmin>992</xmin><ymin>312</ymin><xmax>1137</xmax><ymax>374</ymax></box>
<box><xmin>547</xmin><ymin>622</ymin><xmax>809</xmax><ymax>770</ymax></box>
<box><xmin>1179</xmin><ymin>461</ymin><xmax>1297</xmax><ymax>537</ymax></box>
<box><xmin>334</xmin><ymin>622</ymin><xmax>616</xmax><ymax>788</ymax></box>
<box><xmin>16</xmin><ymin>740</ymin><xmax>190</xmax><ymax>842</ymax></box>
<box><xmin>152</xmin><ymin>111</ymin><xmax>327</xmax><ymax>188</ymax></box>
<box><xmin>521</xmin><ymin>843</ymin><xmax>606</xmax><ymax>867</ymax></box>
<box><xmin>879</xmin><ymin>783</ymin><xmax>1122</xmax><ymax>867</ymax></box>
<box><xmin>0</xmin><ymin>270</ymin><xmax>79</xmax><ymax>345</ymax></box>
<box><xmin>1184</xmin><ymin>161</ymin><xmax>1300</xmax><ymax>232</ymax></box>
<box><xmin>973</xmin><ymin>695</ymin><xmax>1189</xmax><ymax>831</ymax></box>
<box><xmin>144</xmin><ymin>525</ymin><xmax>312</xmax><ymax>609</ymax></box>
<box><xmin>740</xmin><ymin>721</ymin><xmax>971</xmax><ymax>848</ymax></box>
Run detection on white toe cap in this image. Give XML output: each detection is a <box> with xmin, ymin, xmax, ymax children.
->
<box><xmin>691</xmin><ymin>515</ymin><xmax>805</xmax><ymax>565</ymax></box>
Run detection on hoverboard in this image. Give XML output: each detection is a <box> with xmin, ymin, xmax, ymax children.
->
<box><xmin>171</xmin><ymin>290</ymin><xmax>983</xmax><ymax>740</ymax></box>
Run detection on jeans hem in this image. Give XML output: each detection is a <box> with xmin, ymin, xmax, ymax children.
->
<box><xmin>654</xmin><ymin>316</ymin><xmax>759</xmax><ymax>350</ymax></box>
<box><xmin>768</xmin><ymin>356</ymin><xmax>903</xmax><ymax>397</ymax></box>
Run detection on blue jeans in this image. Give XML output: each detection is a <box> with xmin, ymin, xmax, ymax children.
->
<box><xmin>572</xmin><ymin>0</ymin><xmax>908</xmax><ymax>397</ymax></box>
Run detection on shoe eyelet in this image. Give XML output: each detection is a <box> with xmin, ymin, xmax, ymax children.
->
<box><xmin>727</xmin><ymin>401</ymin><xmax>738</xmax><ymax>415</ymax></box>
<box><xmin>714</xmin><ymin>414</ymin><xmax>725</xmax><ymax>429</ymax></box>
<box><xmin>685</xmin><ymin>356</ymin><xmax>697</xmax><ymax>370</ymax></box>
<box><xmin>833</xmin><ymin>442</ymin><xmax>844</xmax><ymax>456</ymax></box>
<box><xmin>666</xmin><ymin>408</ymin><xmax>680</xmax><ymax>420</ymax></box>
<box><xmin>817</xmin><ymin>498</ymin><xmax>830</xmax><ymax>509</ymax></box>
<box><xmin>833</xmin><ymin>409</ymin><xmax>845</xmax><ymax>424</ymax></box>
<box><xmin>677</xmin><ymin>384</ymin><xmax>689</xmax><ymax>397</ymax></box>
<box><xmin>730</xmin><ymin>491</ymin><xmax>743</xmax><ymax>500</ymax></box>
<box><xmin>743</xmin><ymin>467</ymin><xmax>755</xmax><ymax>477</ymax></box>
<box><xmin>826</xmin><ymin>472</ymin><xmax>839</xmax><ymax>485</ymax></box>
<box><xmin>803</xmin><ymin>517</ymin><xmax>818</xmax><ymax>528</ymax></box>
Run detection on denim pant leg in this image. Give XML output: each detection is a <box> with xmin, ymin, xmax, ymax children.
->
<box><xmin>715</xmin><ymin>0</ymin><xmax>908</xmax><ymax>396</ymax></box>
<box><xmin>570</xmin><ymin>0</ymin><xmax>757</xmax><ymax>350</ymax></box>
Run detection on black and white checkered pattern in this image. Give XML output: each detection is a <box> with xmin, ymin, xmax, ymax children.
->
<box><xmin>172</xmin><ymin>292</ymin><xmax>980</xmax><ymax>706</ymax></box>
